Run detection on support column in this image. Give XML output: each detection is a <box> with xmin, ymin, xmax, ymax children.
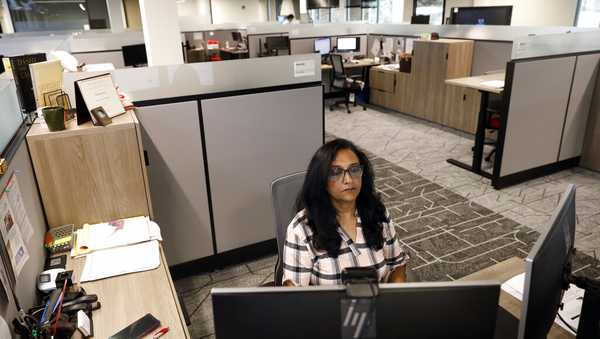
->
<box><xmin>106</xmin><ymin>0</ymin><xmax>127</xmax><ymax>31</ymax></box>
<box><xmin>139</xmin><ymin>0</ymin><xmax>184</xmax><ymax>66</ymax></box>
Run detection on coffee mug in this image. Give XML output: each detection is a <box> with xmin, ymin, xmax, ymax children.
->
<box><xmin>42</xmin><ymin>106</ymin><xmax>66</xmax><ymax>132</ymax></box>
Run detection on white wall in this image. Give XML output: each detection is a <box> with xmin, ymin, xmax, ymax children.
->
<box><xmin>177</xmin><ymin>0</ymin><xmax>212</xmax><ymax>25</ymax></box>
<box><xmin>473</xmin><ymin>0</ymin><xmax>577</xmax><ymax>26</ymax></box>
<box><xmin>211</xmin><ymin>0</ymin><xmax>268</xmax><ymax>24</ymax></box>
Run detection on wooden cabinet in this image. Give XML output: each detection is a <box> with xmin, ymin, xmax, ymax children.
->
<box><xmin>368</xmin><ymin>39</ymin><xmax>475</xmax><ymax>133</ymax></box>
<box><xmin>370</xmin><ymin>68</ymin><xmax>396</xmax><ymax>108</ymax></box>
<box><xmin>27</xmin><ymin>110</ymin><xmax>152</xmax><ymax>228</ymax></box>
<box><xmin>444</xmin><ymin>85</ymin><xmax>480</xmax><ymax>134</ymax></box>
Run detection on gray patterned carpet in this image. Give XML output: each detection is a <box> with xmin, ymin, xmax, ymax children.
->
<box><xmin>366</xmin><ymin>149</ymin><xmax>600</xmax><ymax>281</ymax></box>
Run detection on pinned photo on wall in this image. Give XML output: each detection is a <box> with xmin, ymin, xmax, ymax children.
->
<box><xmin>5</xmin><ymin>174</ymin><xmax>34</xmax><ymax>242</ymax></box>
<box><xmin>0</xmin><ymin>186</ymin><xmax>30</xmax><ymax>278</ymax></box>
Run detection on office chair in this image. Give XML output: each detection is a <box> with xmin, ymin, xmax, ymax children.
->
<box><xmin>270</xmin><ymin>171</ymin><xmax>306</xmax><ymax>286</ymax></box>
<box><xmin>329</xmin><ymin>54</ymin><xmax>366</xmax><ymax>114</ymax></box>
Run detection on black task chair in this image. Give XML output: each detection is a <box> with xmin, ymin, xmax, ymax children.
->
<box><xmin>270</xmin><ymin>171</ymin><xmax>306</xmax><ymax>286</ymax></box>
<box><xmin>329</xmin><ymin>54</ymin><xmax>366</xmax><ymax>114</ymax></box>
<box><xmin>484</xmin><ymin>94</ymin><xmax>503</xmax><ymax>162</ymax></box>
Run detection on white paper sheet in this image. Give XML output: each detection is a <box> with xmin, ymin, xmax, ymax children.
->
<box><xmin>5</xmin><ymin>174</ymin><xmax>34</xmax><ymax>242</ymax></box>
<box><xmin>501</xmin><ymin>273</ymin><xmax>583</xmax><ymax>335</ymax></box>
<box><xmin>80</xmin><ymin>240</ymin><xmax>160</xmax><ymax>282</ymax></box>
<box><xmin>0</xmin><ymin>193</ymin><xmax>29</xmax><ymax>277</ymax></box>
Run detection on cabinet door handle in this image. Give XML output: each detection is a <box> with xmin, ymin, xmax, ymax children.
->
<box><xmin>144</xmin><ymin>150</ymin><xmax>150</xmax><ymax>166</ymax></box>
<box><xmin>463</xmin><ymin>94</ymin><xmax>467</xmax><ymax>101</ymax></box>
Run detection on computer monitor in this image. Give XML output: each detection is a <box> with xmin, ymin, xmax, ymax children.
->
<box><xmin>122</xmin><ymin>44</ymin><xmax>147</xmax><ymax>67</ymax></box>
<box><xmin>212</xmin><ymin>281</ymin><xmax>500</xmax><ymax>339</ymax></box>
<box><xmin>451</xmin><ymin>6</ymin><xmax>512</xmax><ymax>25</ymax></box>
<box><xmin>337</xmin><ymin>37</ymin><xmax>359</xmax><ymax>52</ymax></box>
<box><xmin>517</xmin><ymin>184</ymin><xmax>576</xmax><ymax>339</ymax></box>
<box><xmin>314</xmin><ymin>38</ymin><xmax>331</xmax><ymax>55</ymax></box>
<box><xmin>266</xmin><ymin>36</ymin><xmax>290</xmax><ymax>51</ymax></box>
<box><xmin>231</xmin><ymin>31</ymin><xmax>242</xmax><ymax>43</ymax></box>
<box><xmin>411</xmin><ymin>15</ymin><xmax>430</xmax><ymax>24</ymax></box>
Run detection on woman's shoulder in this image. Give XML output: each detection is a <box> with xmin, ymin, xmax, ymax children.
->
<box><xmin>287</xmin><ymin>209</ymin><xmax>313</xmax><ymax>238</ymax></box>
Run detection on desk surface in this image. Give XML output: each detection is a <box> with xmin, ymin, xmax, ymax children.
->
<box><xmin>321</xmin><ymin>58</ymin><xmax>379</xmax><ymax>70</ymax></box>
<box><xmin>445</xmin><ymin>72</ymin><xmax>506</xmax><ymax>94</ymax></box>
<box><xmin>220</xmin><ymin>47</ymin><xmax>249</xmax><ymax>54</ymax></box>
<box><xmin>461</xmin><ymin>257</ymin><xmax>573</xmax><ymax>339</ymax></box>
<box><xmin>27</xmin><ymin>109</ymin><xmax>136</xmax><ymax>140</ymax></box>
<box><xmin>67</xmin><ymin>246</ymin><xmax>190</xmax><ymax>338</ymax></box>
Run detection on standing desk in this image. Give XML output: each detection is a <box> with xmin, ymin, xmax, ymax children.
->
<box><xmin>461</xmin><ymin>257</ymin><xmax>573</xmax><ymax>338</ymax></box>
<box><xmin>445</xmin><ymin>73</ymin><xmax>505</xmax><ymax>179</ymax></box>
<box><xmin>66</xmin><ymin>244</ymin><xmax>190</xmax><ymax>338</ymax></box>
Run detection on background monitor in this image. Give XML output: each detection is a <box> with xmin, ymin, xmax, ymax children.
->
<box><xmin>314</xmin><ymin>38</ymin><xmax>331</xmax><ymax>55</ymax></box>
<box><xmin>337</xmin><ymin>37</ymin><xmax>359</xmax><ymax>52</ymax></box>
<box><xmin>307</xmin><ymin>0</ymin><xmax>340</xmax><ymax>9</ymax></box>
<box><xmin>451</xmin><ymin>6</ymin><xmax>512</xmax><ymax>25</ymax></box>
<box><xmin>122</xmin><ymin>44</ymin><xmax>147</xmax><ymax>67</ymax></box>
<box><xmin>411</xmin><ymin>15</ymin><xmax>430</xmax><ymax>24</ymax></box>
<box><xmin>231</xmin><ymin>31</ymin><xmax>242</xmax><ymax>42</ymax></box>
<box><xmin>212</xmin><ymin>281</ymin><xmax>500</xmax><ymax>339</ymax></box>
<box><xmin>266</xmin><ymin>36</ymin><xmax>290</xmax><ymax>51</ymax></box>
<box><xmin>518</xmin><ymin>185</ymin><xmax>576</xmax><ymax>339</ymax></box>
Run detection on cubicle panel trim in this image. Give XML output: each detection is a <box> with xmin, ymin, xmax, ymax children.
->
<box><xmin>197</xmin><ymin>99</ymin><xmax>218</xmax><ymax>257</ymax></box>
<box><xmin>133</xmin><ymin>81</ymin><xmax>323</xmax><ymax>107</ymax></box>
<box><xmin>492</xmin><ymin>61</ymin><xmax>514</xmax><ymax>180</ymax></box>
<box><xmin>492</xmin><ymin>157</ymin><xmax>580</xmax><ymax>189</ymax></box>
<box><xmin>71</xmin><ymin>49</ymin><xmax>122</xmax><ymax>54</ymax></box>
<box><xmin>512</xmin><ymin>49</ymin><xmax>600</xmax><ymax>62</ymax></box>
<box><xmin>557</xmin><ymin>56</ymin><xmax>579</xmax><ymax>162</ymax></box>
<box><xmin>1</xmin><ymin>122</ymin><xmax>30</xmax><ymax>181</ymax></box>
<box><xmin>289</xmin><ymin>33</ymin><xmax>368</xmax><ymax>41</ymax></box>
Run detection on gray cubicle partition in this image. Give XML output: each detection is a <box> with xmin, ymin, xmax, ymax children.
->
<box><xmin>0</xmin><ymin>134</ymin><xmax>47</xmax><ymax>336</ymax></box>
<box><xmin>492</xmin><ymin>52</ymin><xmax>600</xmax><ymax>188</ymax></box>
<box><xmin>109</xmin><ymin>55</ymin><xmax>323</xmax><ymax>273</ymax></box>
<box><xmin>202</xmin><ymin>86</ymin><xmax>322</xmax><ymax>253</ymax></box>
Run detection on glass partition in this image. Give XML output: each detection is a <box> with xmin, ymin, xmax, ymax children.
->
<box><xmin>0</xmin><ymin>80</ymin><xmax>24</xmax><ymax>154</ymax></box>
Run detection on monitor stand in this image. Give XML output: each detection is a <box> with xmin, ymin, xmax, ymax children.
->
<box><xmin>494</xmin><ymin>306</ymin><xmax>519</xmax><ymax>339</ymax></box>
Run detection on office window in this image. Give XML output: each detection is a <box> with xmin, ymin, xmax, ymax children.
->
<box><xmin>414</xmin><ymin>0</ymin><xmax>445</xmax><ymax>25</ymax></box>
<box><xmin>379</xmin><ymin>0</ymin><xmax>404</xmax><ymax>24</ymax></box>
<box><xmin>7</xmin><ymin>0</ymin><xmax>110</xmax><ymax>32</ymax></box>
<box><xmin>308</xmin><ymin>8</ymin><xmax>332</xmax><ymax>23</ymax></box>
<box><xmin>576</xmin><ymin>0</ymin><xmax>600</xmax><ymax>28</ymax></box>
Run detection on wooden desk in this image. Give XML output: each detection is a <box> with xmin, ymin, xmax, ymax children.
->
<box><xmin>445</xmin><ymin>73</ymin><xmax>506</xmax><ymax>179</ymax></box>
<box><xmin>445</xmin><ymin>72</ymin><xmax>505</xmax><ymax>95</ymax></box>
<box><xmin>461</xmin><ymin>257</ymin><xmax>573</xmax><ymax>339</ymax></box>
<box><xmin>68</xmin><ymin>245</ymin><xmax>190</xmax><ymax>338</ymax></box>
<box><xmin>320</xmin><ymin>58</ymin><xmax>379</xmax><ymax>70</ymax></box>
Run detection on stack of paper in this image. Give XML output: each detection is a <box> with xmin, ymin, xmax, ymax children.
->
<box><xmin>501</xmin><ymin>273</ymin><xmax>584</xmax><ymax>335</ymax></box>
<box><xmin>480</xmin><ymin>80</ymin><xmax>505</xmax><ymax>89</ymax></box>
<box><xmin>71</xmin><ymin>216</ymin><xmax>162</xmax><ymax>257</ymax></box>
<box><xmin>79</xmin><ymin>240</ymin><xmax>160</xmax><ymax>282</ymax></box>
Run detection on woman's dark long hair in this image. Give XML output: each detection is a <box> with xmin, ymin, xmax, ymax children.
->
<box><xmin>296</xmin><ymin>138</ymin><xmax>388</xmax><ymax>258</ymax></box>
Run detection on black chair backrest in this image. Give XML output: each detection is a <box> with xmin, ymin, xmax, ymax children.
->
<box><xmin>330</xmin><ymin>54</ymin><xmax>345</xmax><ymax>78</ymax></box>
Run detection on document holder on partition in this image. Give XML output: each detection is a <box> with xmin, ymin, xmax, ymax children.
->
<box><xmin>75</xmin><ymin>73</ymin><xmax>125</xmax><ymax>125</ymax></box>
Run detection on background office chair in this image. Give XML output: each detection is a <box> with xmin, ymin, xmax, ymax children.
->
<box><xmin>329</xmin><ymin>54</ymin><xmax>366</xmax><ymax>114</ymax></box>
<box><xmin>479</xmin><ymin>94</ymin><xmax>503</xmax><ymax>162</ymax></box>
<box><xmin>270</xmin><ymin>171</ymin><xmax>306</xmax><ymax>286</ymax></box>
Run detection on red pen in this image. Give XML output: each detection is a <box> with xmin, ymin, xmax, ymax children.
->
<box><xmin>153</xmin><ymin>327</ymin><xmax>169</xmax><ymax>338</ymax></box>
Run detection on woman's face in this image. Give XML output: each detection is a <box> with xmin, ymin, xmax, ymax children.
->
<box><xmin>326</xmin><ymin>148</ymin><xmax>363</xmax><ymax>205</ymax></box>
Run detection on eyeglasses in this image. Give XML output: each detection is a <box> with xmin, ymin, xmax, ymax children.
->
<box><xmin>328</xmin><ymin>164</ymin><xmax>363</xmax><ymax>182</ymax></box>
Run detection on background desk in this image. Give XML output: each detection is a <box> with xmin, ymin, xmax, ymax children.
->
<box><xmin>322</xmin><ymin>59</ymin><xmax>379</xmax><ymax>99</ymax></box>
<box><xmin>445</xmin><ymin>73</ymin><xmax>505</xmax><ymax>179</ymax></box>
<box><xmin>67</xmin><ymin>245</ymin><xmax>190</xmax><ymax>338</ymax></box>
<box><xmin>462</xmin><ymin>257</ymin><xmax>573</xmax><ymax>338</ymax></box>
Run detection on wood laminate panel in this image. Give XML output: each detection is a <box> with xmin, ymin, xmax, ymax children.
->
<box><xmin>67</xmin><ymin>246</ymin><xmax>190</xmax><ymax>338</ymax></box>
<box><xmin>27</xmin><ymin>111</ymin><xmax>150</xmax><ymax>228</ymax></box>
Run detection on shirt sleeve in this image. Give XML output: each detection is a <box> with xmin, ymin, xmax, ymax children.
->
<box><xmin>383</xmin><ymin>216</ymin><xmax>409</xmax><ymax>271</ymax></box>
<box><xmin>281</xmin><ymin>217</ymin><xmax>314</xmax><ymax>286</ymax></box>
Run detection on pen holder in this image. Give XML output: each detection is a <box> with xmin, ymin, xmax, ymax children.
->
<box><xmin>42</xmin><ymin>106</ymin><xmax>66</xmax><ymax>132</ymax></box>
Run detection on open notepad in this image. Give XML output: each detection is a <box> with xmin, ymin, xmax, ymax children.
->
<box><xmin>80</xmin><ymin>240</ymin><xmax>160</xmax><ymax>282</ymax></box>
<box><xmin>71</xmin><ymin>216</ymin><xmax>162</xmax><ymax>257</ymax></box>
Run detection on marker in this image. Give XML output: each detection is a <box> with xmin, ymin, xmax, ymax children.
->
<box><xmin>153</xmin><ymin>327</ymin><xmax>169</xmax><ymax>338</ymax></box>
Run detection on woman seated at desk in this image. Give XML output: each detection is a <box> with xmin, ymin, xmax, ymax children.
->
<box><xmin>282</xmin><ymin>139</ymin><xmax>409</xmax><ymax>286</ymax></box>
